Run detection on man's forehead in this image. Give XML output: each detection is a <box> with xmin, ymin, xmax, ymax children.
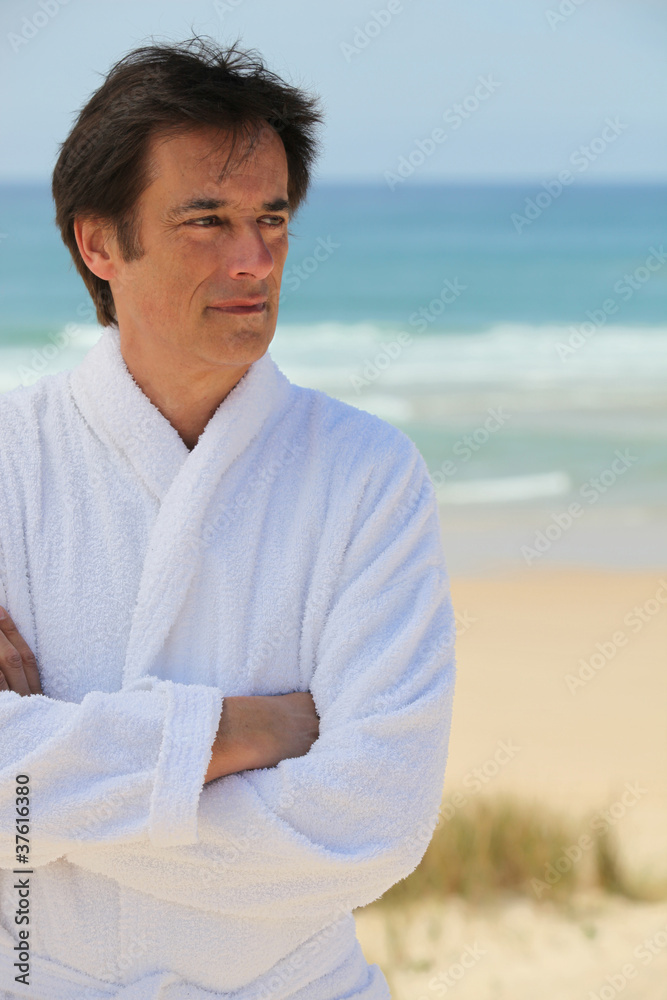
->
<box><xmin>147</xmin><ymin>125</ymin><xmax>288</xmax><ymax>206</ymax></box>
<box><xmin>150</xmin><ymin>124</ymin><xmax>285</xmax><ymax>174</ymax></box>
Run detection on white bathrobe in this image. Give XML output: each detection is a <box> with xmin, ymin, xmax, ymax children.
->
<box><xmin>0</xmin><ymin>329</ymin><xmax>456</xmax><ymax>999</ymax></box>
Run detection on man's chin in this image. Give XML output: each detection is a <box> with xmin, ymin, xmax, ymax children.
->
<box><xmin>200</xmin><ymin>322</ymin><xmax>276</xmax><ymax>366</ymax></box>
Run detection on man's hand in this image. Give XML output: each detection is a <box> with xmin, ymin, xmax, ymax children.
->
<box><xmin>205</xmin><ymin>693</ymin><xmax>320</xmax><ymax>783</ymax></box>
<box><xmin>0</xmin><ymin>607</ymin><xmax>43</xmax><ymax>696</ymax></box>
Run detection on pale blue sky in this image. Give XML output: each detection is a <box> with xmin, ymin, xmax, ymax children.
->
<box><xmin>1</xmin><ymin>0</ymin><xmax>666</xmax><ymax>183</ymax></box>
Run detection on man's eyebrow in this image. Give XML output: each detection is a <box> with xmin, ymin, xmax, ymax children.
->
<box><xmin>165</xmin><ymin>196</ymin><xmax>290</xmax><ymax>219</ymax></box>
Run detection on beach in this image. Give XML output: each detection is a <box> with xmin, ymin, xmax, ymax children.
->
<box><xmin>355</xmin><ymin>563</ymin><xmax>667</xmax><ymax>998</ymax></box>
<box><xmin>446</xmin><ymin>566</ymin><xmax>667</xmax><ymax>872</ymax></box>
<box><xmin>356</xmin><ymin>891</ymin><xmax>667</xmax><ymax>1000</ymax></box>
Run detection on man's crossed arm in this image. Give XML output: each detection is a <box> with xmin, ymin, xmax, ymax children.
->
<box><xmin>0</xmin><ymin>605</ymin><xmax>321</xmax><ymax>784</ymax></box>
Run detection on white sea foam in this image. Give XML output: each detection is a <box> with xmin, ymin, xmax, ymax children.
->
<box><xmin>435</xmin><ymin>471</ymin><xmax>572</xmax><ymax>505</ymax></box>
<box><xmin>0</xmin><ymin>321</ymin><xmax>663</xmax><ymax>523</ymax></box>
<box><xmin>2</xmin><ymin>320</ymin><xmax>666</xmax><ymax>405</ymax></box>
<box><xmin>0</xmin><ymin>325</ymin><xmax>102</xmax><ymax>394</ymax></box>
<box><xmin>270</xmin><ymin>321</ymin><xmax>667</xmax><ymax>390</ymax></box>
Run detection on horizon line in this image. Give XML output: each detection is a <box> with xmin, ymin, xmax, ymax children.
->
<box><xmin>1</xmin><ymin>176</ymin><xmax>666</xmax><ymax>188</ymax></box>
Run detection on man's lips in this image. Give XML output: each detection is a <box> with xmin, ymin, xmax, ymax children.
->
<box><xmin>208</xmin><ymin>300</ymin><xmax>267</xmax><ymax>314</ymax></box>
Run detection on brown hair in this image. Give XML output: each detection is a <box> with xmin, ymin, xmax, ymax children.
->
<box><xmin>52</xmin><ymin>36</ymin><xmax>324</xmax><ymax>327</ymax></box>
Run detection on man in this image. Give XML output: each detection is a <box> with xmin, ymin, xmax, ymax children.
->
<box><xmin>0</xmin><ymin>38</ymin><xmax>456</xmax><ymax>1000</ymax></box>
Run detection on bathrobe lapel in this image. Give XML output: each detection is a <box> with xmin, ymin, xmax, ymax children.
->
<box><xmin>69</xmin><ymin>329</ymin><xmax>293</xmax><ymax>686</ymax></box>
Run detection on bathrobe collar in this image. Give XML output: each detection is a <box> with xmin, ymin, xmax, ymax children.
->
<box><xmin>69</xmin><ymin>327</ymin><xmax>295</xmax><ymax>684</ymax></box>
<box><xmin>69</xmin><ymin>327</ymin><xmax>291</xmax><ymax>502</ymax></box>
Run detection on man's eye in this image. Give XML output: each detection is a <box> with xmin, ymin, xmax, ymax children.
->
<box><xmin>187</xmin><ymin>216</ymin><xmax>285</xmax><ymax>228</ymax></box>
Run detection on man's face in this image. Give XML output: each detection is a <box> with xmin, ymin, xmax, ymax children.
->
<box><xmin>108</xmin><ymin>122</ymin><xmax>290</xmax><ymax>372</ymax></box>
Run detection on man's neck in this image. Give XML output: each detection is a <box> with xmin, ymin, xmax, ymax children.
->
<box><xmin>118</xmin><ymin>334</ymin><xmax>253</xmax><ymax>451</ymax></box>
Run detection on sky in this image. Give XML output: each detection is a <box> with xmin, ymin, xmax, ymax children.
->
<box><xmin>1</xmin><ymin>0</ymin><xmax>667</xmax><ymax>184</ymax></box>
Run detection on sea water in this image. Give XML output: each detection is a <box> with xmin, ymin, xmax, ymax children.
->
<box><xmin>1</xmin><ymin>181</ymin><xmax>665</xmax><ymax>571</ymax></box>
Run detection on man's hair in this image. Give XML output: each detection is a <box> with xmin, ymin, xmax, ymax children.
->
<box><xmin>52</xmin><ymin>36</ymin><xmax>324</xmax><ymax>327</ymax></box>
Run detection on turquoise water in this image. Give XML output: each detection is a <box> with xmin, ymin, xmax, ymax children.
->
<box><xmin>3</xmin><ymin>181</ymin><xmax>667</xmax><ymax>333</ymax></box>
<box><xmin>1</xmin><ymin>181</ymin><xmax>666</xmax><ymax>570</ymax></box>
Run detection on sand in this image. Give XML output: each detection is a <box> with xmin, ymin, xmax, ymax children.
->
<box><xmin>355</xmin><ymin>567</ymin><xmax>667</xmax><ymax>997</ymax></box>
<box><xmin>356</xmin><ymin>893</ymin><xmax>667</xmax><ymax>999</ymax></box>
<box><xmin>446</xmin><ymin>568</ymin><xmax>667</xmax><ymax>879</ymax></box>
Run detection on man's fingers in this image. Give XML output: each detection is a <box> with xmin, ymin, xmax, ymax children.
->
<box><xmin>4</xmin><ymin>619</ymin><xmax>43</xmax><ymax>694</ymax></box>
<box><xmin>0</xmin><ymin>629</ymin><xmax>32</xmax><ymax>696</ymax></box>
<box><xmin>0</xmin><ymin>608</ymin><xmax>42</xmax><ymax>695</ymax></box>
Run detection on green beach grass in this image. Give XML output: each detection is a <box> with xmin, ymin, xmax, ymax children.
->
<box><xmin>369</xmin><ymin>795</ymin><xmax>666</xmax><ymax>908</ymax></box>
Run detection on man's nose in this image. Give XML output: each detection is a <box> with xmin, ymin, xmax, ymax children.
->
<box><xmin>226</xmin><ymin>223</ymin><xmax>275</xmax><ymax>280</ymax></box>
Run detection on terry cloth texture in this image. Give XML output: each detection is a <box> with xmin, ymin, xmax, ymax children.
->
<box><xmin>0</xmin><ymin>328</ymin><xmax>456</xmax><ymax>998</ymax></box>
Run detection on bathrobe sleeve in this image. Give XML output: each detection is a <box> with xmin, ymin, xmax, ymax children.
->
<box><xmin>203</xmin><ymin>437</ymin><xmax>456</xmax><ymax>911</ymax></box>
<box><xmin>0</xmin><ymin>390</ymin><xmax>228</xmax><ymax>870</ymax></box>
<box><xmin>0</xmin><ymin>537</ymin><xmax>223</xmax><ymax>869</ymax></box>
<box><xmin>75</xmin><ymin>434</ymin><xmax>457</xmax><ymax>919</ymax></box>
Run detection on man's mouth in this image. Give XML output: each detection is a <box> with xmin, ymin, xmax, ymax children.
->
<box><xmin>209</xmin><ymin>300</ymin><xmax>267</xmax><ymax>315</ymax></box>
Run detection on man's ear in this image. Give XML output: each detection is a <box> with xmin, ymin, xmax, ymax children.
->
<box><xmin>74</xmin><ymin>217</ymin><xmax>117</xmax><ymax>282</ymax></box>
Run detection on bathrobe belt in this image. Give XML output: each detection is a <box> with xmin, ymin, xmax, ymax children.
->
<box><xmin>0</xmin><ymin>913</ymin><xmax>382</xmax><ymax>1000</ymax></box>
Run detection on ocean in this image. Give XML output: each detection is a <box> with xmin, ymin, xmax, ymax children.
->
<box><xmin>1</xmin><ymin>181</ymin><xmax>666</xmax><ymax>572</ymax></box>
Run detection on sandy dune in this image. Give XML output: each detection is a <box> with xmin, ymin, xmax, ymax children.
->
<box><xmin>445</xmin><ymin>568</ymin><xmax>667</xmax><ymax>880</ymax></box>
<box><xmin>356</xmin><ymin>893</ymin><xmax>667</xmax><ymax>1000</ymax></box>
<box><xmin>356</xmin><ymin>568</ymin><xmax>667</xmax><ymax>997</ymax></box>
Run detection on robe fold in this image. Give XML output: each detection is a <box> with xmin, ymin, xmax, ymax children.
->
<box><xmin>0</xmin><ymin>328</ymin><xmax>456</xmax><ymax>999</ymax></box>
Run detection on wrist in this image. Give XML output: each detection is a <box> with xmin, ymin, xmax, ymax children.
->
<box><xmin>204</xmin><ymin>696</ymin><xmax>272</xmax><ymax>782</ymax></box>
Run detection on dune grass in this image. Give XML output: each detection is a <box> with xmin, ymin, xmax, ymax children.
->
<box><xmin>370</xmin><ymin>795</ymin><xmax>665</xmax><ymax>908</ymax></box>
